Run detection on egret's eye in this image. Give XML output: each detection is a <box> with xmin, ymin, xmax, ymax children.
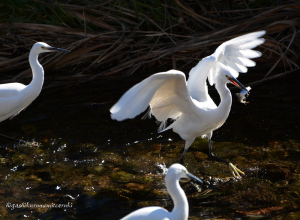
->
<box><xmin>41</xmin><ymin>46</ymin><xmax>46</xmax><ymax>50</ymax></box>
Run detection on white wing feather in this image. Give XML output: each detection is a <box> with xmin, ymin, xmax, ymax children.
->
<box><xmin>187</xmin><ymin>55</ymin><xmax>216</xmax><ymax>103</ymax></box>
<box><xmin>110</xmin><ymin>70</ymin><xmax>198</xmax><ymax>129</ymax></box>
<box><xmin>111</xmin><ymin>31</ymin><xmax>265</xmax><ymax>133</ymax></box>
<box><xmin>209</xmin><ymin>30</ymin><xmax>266</xmax><ymax>85</ymax></box>
<box><xmin>187</xmin><ymin>31</ymin><xmax>265</xmax><ymax>102</ymax></box>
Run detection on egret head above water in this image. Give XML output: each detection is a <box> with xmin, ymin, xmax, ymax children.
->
<box><xmin>31</xmin><ymin>42</ymin><xmax>70</xmax><ymax>54</ymax></box>
<box><xmin>0</xmin><ymin>42</ymin><xmax>69</xmax><ymax>123</ymax></box>
<box><xmin>121</xmin><ymin>163</ymin><xmax>202</xmax><ymax>220</ymax></box>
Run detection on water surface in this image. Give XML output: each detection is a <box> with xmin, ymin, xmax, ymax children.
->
<box><xmin>0</xmin><ymin>70</ymin><xmax>299</xmax><ymax>219</ymax></box>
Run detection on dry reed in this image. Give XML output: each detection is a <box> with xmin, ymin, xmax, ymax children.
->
<box><xmin>0</xmin><ymin>0</ymin><xmax>299</xmax><ymax>88</ymax></box>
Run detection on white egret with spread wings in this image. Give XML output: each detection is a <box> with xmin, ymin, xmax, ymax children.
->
<box><xmin>110</xmin><ymin>31</ymin><xmax>266</xmax><ymax>178</ymax></box>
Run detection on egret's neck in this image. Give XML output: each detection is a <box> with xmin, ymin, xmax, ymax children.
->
<box><xmin>215</xmin><ymin>82</ymin><xmax>232</xmax><ymax>125</ymax></box>
<box><xmin>166</xmin><ymin>177</ymin><xmax>189</xmax><ymax>220</ymax></box>
<box><xmin>25</xmin><ymin>50</ymin><xmax>44</xmax><ymax>96</ymax></box>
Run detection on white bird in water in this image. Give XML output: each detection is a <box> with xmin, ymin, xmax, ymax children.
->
<box><xmin>0</xmin><ymin>42</ymin><xmax>69</xmax><ymax>123</ymax></box>
<box><xmin>110</xmin><ymin>31</ymin><xmax>266</xmax><ymax>178</ymax></box>
<box><xmin>121</xmin><ymin>163</ymin><xmax>202</xmax><ymax>220</ymax></box>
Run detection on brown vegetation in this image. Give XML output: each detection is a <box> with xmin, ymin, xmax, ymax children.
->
<box><xmin>0</xmin><ymin>1</ymin><xmax>299</xmax><ymax>87</ymax></box>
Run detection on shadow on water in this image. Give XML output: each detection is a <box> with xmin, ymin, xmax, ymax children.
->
<box><xmin>0</xmin><ymin>69</ymin><xmax>299</xmax><ymax>219</ymax></box>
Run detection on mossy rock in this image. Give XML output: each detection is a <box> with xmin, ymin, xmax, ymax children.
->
<box><xmin>94</xmin><ymin>165</ymin><xmax>105</xmax><ymax>173</ymax></box>
<box><xmin>137</xmin><ymin>200</ymin><xmax>161</xmax><ymax>208</ymax></box>
<box><xmin>191</xmin><ymin>138</ymin><xmax>209</xmax><ymax>151</ymax></box>
<box><xmin>125</xmin><ymin>183</ymin><xmax>145</xmax><ymax>191</ymax></box>
<box><xmin>283</xmin><ymin>211</ymin><xmax>300</xmax><ymax>220</ymax></box>
<box><xmin>193</xmin><ymin>151</ymin><xmax>209</xmax><ymax>161</ymax></box>
<box><xmin>111</xmin><ymin>171</ymin><xmax>134</xmax><ymax>183</ymax></box>
<box><xmin>213</xmin><ymin>142</ymin><xmax>246</xmax><ymax>157</ymax></box>
<box><xmin>121</xmin><ymin>162</ymin><xmax>140</xmax><ymax>174</ymax></box>
<box><xmin>11</xmin><ymin>154</ymin><xmax>29</xmax><ymax>165</ymax></box>
<box><xmin>205</xmin><ymin>163</ymin><xmax>224</xmax><ymax>176</ymax></box>
<box><xmin>150</xmin><ymin>189</ymin><xmax>168</xmax><ymax>197</ymax></box>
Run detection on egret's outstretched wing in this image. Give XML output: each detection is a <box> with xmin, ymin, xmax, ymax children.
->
<box><xmin>208</xmin><ymin>30</ymin><xmax>266</xmax><ymax>85</ymax></box>
<box><xmin>187</xmin><ymin>55</ymin><xmax>216</xmax><ymax>104</ymax></box>
<box><xmin>110</xmin><ymin>70</ymin><xmax>198</xmax><ymax>125</ymax></box>
<box><xmin>187</xmin><ymin>30</ymin><xmax>265</xmax><ymax>102</ymax></box>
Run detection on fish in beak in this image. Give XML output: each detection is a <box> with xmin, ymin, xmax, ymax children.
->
<box><xmin>226</xmin><ymin>75</ymin><xmax>251</xmax><ymax>104</ymax></box>
<box><xmin>236</xmin><ymin>86</ymin><xmax>251</xmax><ymax>104</ymax></box>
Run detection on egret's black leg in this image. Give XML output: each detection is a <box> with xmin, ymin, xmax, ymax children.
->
<box><xmin>208</xmin><ymin>138</ymin><xmax>245</xmax><ymax>178</ymax></box>
<box><xmin>208</xmin><ymin>138</ymin><xmax>229</xmax><ymax>165</ymax></box>
<box><xmin>180</xmin><ymin>140</ymin><xmax>194</xmax><ymax>166</ymax></box>
<box><xmin>179</xmin><ymin>149</ymin><xmax>187</xmax><ymax>165</ymax></box>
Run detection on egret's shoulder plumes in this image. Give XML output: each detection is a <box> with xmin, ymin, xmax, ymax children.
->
<box><xmin>111</xmin><ymin>31</ymin><xmax>266</xmax><ymax>178</ymax></box>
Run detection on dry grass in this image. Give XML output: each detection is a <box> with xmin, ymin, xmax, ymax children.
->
<box><xmin>0</xmin><ymin>0</ymin><xmax>299</xmax><ymax>88</ymax></box>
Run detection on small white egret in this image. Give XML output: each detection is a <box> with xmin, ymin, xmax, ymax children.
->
<box><xmin>110</xmin><ymin>31</ymin><xmax>266</xmax><ymax>178</ymax></box>
<box><xmin>0</xmin><ymin>42</ymin><xmax>69</xmax><ymax>122</ymax></box>
<box><xmin>121</xmin><ymin>163</ymin><xmax>202</xmax><ymax>220</ymax></box>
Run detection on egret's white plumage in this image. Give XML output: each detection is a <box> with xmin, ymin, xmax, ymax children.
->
<box><xmin>121</xmin><ymin>163</ymin><xmax>202</xmax><ymax>220</ymax></box>
<box><xmin>0</xmin><ymin>42</ymin><xmax>69</xmax><ymax>122</ymax></box>
<box><xmin>111</xmin><ymin>31</ymin><xmax>266</xmax><ymax>177</ymax></box>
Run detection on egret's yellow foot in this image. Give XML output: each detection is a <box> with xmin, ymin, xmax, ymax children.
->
<box><xmin>229</xmin><ymin>163</ymin><xmax>245</xmax><ymax>178</ymax></box>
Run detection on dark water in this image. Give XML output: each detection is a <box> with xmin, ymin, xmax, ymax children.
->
<box><xmin>0</xmin><ymin>69</ymin><xmax>299</xmax><ymax>219</ymax></box>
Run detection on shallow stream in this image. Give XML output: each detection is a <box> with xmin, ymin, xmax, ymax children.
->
<box><xmin>0</xmin><ymin>70</ymin><xmax>299</xmax><ymax>219</ymax></box>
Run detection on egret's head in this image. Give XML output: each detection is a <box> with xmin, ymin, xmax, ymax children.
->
<box><xmin>208</xmin><ymin>62</ymin><xmax>247</xmax><ymax>90</ymax></box>
<box><xmin>32</xmin><ymin>42</ymin><xmax>70</xmax><ymax>54</ymax></box>
<box><xmin>166</xmin><ymin>164</ymin><xmax>203</xmax><ymax>186</ymax></box>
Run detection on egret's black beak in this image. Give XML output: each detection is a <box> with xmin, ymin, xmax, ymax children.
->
<box><xmin>48</xmin><ymin>47</ymin><xmax>70</xmax><ymax>53</ymax></box>
<box><xmin>226</xmin><ymin>76</ymin><xmax>247</xmax><ymax>90</ymax></box>
<box><xmin>186</xmin><ymin>172</ymin><xmax>203</xmax><ymax>186</ymax></box>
